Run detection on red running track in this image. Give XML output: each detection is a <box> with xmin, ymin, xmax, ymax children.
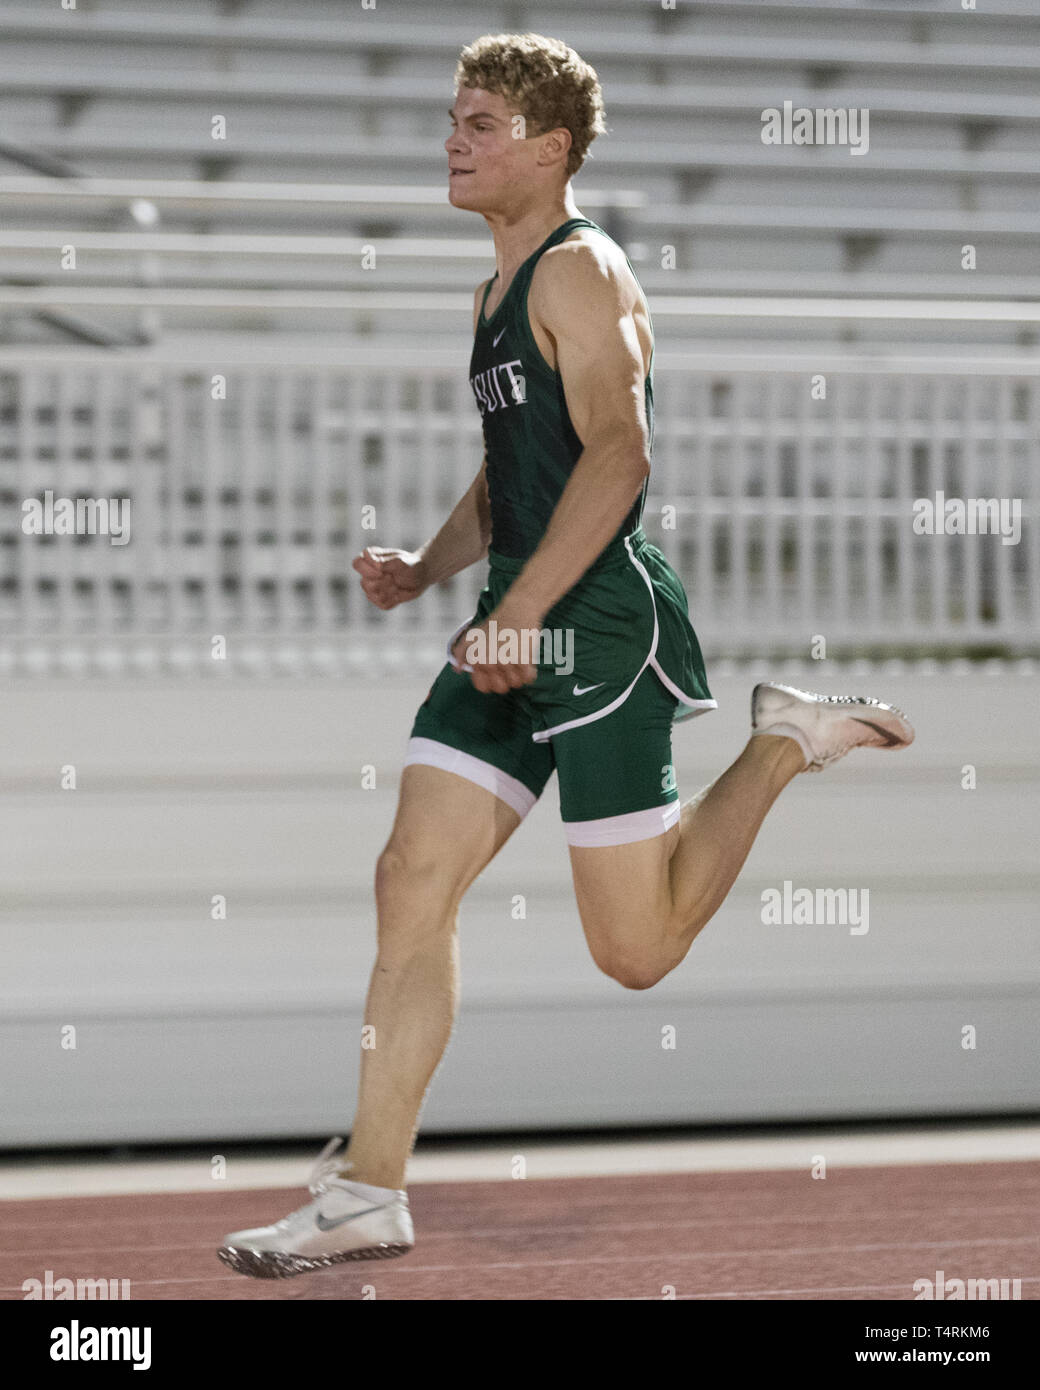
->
<box><xmin>2</xmin><ymin>1160</ymin><xmax>1038</xmax><ymax>1301</ymax></box>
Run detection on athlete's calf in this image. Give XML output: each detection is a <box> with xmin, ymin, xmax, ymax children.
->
<box><xmin>345</xmin><ymin>764</ymin><xmax>522</xmax><ymax>1189</ymax></box>
<box><xmin>569</xmin><ymin>684</ymin><xmax>914</xmax><ymax>990</ymax></box>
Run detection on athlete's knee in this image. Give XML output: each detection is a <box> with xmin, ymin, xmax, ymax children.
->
<box><xmin>613</xmin><ymin>963</ymin><xmax>665</xmax><ymax>991</ymax></box>
<box><xmin>589</xmin><ymin>938</ymin><xmax>674</xmax><ymax>991</ymax></box>
<box><xmin>625</xmin><ymin>903</ymin><xmax>717</xmax><ymax>980</ymax></box>
<box><xmin>376</xmin><ymin>842</ymin><xmax>442</xmax><ymax>906</ymax></box>
<box><xmin>374</xmin><ymin>839</ymin><xmax>466</xmax><ymax>933</ymax></box>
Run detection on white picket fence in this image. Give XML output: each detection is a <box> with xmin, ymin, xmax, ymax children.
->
<box><xmin>1</xmin><ymin>350</ymin><xmax>1037</xmax><ymax>671</ymax></box>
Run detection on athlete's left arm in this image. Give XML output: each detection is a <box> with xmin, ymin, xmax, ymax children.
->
<box><xmin>499</xmin><ymin>241</ymin><xmax>652</xmax><ymax>625</ymax></box>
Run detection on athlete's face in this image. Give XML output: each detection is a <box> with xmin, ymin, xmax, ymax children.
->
<box><xmin>446</xmin><ymin>87</ymin><xmax>547</xmax><ymax>212</ymax></box>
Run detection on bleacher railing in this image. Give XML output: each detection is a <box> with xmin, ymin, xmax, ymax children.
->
<box><xmin>1</xmin><ymin>353</ymin><xmax>1037</xmax><ymax>674</ymax></box>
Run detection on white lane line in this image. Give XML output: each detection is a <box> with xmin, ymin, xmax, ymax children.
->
<box><xmin>5</xmin><ymin>1231</ymin><xmax>1035</xmax><ymax>1293</ymax></box>
<box><xmin>5</xmin><ymin>1127</ymin><xmax>1040</xmax><ymax>1200</ymax></box>
<box><xmin>2</xmin><ymin>1196</ymin><xmax>1036</xmax><ymax>1249</ymax></box>
<box><xmin>1</xmin><ymin>1200</ymin><xmax>1035</xmax><ymax>1252</ymax></box>
<box><xmin>636</xmin><ymin>1276</ymin><xmax>1040</xmax><ymax>1300</ymax></box>
<box><xmin>7</xmin><ymin>1274</ymin><xmax>1040</xmax><ymax>1300</ymax></box>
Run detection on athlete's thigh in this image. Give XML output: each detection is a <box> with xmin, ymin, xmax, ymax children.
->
<box><xmin>386</xmin><ymin>657</ymin><xmax>554</xmax><ymax>901</ymax></box>
<box><xmin>385</xmin><ymin>761</ymin><xmax>523</xmax><ymax>899</ymax></box>
<box><xmin>554</xmin><ymin>666</ymin><xmax>681</xmax><ymax>962</ymax></box>
<box><xmin>568</xmin><ymin>821</ymin><xmax>678</xmax><ymax>966</ymax></box>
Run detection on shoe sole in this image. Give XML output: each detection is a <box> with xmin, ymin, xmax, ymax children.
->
<box><xmin>751</xmin><ymin>683</ymin><xmax>914</xmax><ymax>750</ymax></box>
<box><xmin>217</xmin><ymin>1242</ymin><xmax>413</xmax><ymax>1280</ymax></box>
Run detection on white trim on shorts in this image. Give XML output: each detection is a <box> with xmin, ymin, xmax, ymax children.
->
<box><xmin>403</xmin><ymin>737</ymin><xmax>538</xmax><ymax>819</ymax></box>
<box><xmin>445</xmin><ymin>616</ymin><xmax>474</xmax><ymax>672</ymax></box>
<box><xmin>563</xmin><ymin>799</ymin><xmax>681</xmax><ymax>847</ymax></box>
<box><xmin>532</xmin><ymin>534</ymin><xmax>716</xmax><ymax>743</ymax></box>
<box><xmin>649</xmin><ymin>657</ymin><xmax>718</xmax><ymax>718</ymax></box>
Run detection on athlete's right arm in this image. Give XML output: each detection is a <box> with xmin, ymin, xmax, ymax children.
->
<box><xmin>351</xmin><ymin>281</ymin><xmax>492</xmax><ymax>611</ymax></box>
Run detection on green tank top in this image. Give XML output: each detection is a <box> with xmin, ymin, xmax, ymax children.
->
<box><xmin>469</xmin><ymin>216</ymin><xmax>653</xmax><ymax>562</ymax></box>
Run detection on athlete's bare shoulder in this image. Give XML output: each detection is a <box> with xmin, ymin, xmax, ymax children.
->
<box><xmin>528</xmin><ymin>226</ymin><xmax>651</xmax><ymax>376</ymax></box>
<box><xmin>529</xmin><ymin>228</ymin><xmax>641</xmax><ymax>322</ymax></box>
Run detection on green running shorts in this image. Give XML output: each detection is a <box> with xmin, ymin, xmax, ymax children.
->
<box><xmin>406</xmin><ymin>529</ymin><xmax>716</xmax><ymax>845</ymax></box>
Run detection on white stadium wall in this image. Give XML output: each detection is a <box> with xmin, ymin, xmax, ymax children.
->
<box><xmin>0</xmin><ymin>664</ymin><xmax>1036</xmax><ymax>1145</ymax></box>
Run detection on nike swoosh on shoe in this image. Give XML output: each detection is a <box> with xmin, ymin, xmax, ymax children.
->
<box><xmin>851</xmin><ymin>717</ymin><xmax>905</xmax><ymax>748</ymax></box>
<box><xmin>314</xmin><ymin>1204</ymin><xmax>387</xmax><ymax>1232</ymax></box>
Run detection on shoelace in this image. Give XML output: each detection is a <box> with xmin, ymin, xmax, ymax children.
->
<box><xmin>307</xmin><ymin>1135</ymin><xmax>353</xmax><ymax>1197</ymax></box>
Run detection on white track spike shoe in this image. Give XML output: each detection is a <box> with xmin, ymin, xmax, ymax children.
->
<box><xmin>217</xmin><ymin>1137</ymin><xmax>414</xmax><ymax>1279</ymax></box>
<box><xmin>751</xmin><ymin>681</ymin><xmax>914</xmax><ymax>773</ymax></box>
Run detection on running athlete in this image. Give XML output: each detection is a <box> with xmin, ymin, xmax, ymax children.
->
<box><xmin>218</xmin><ymin>33</ymin><xmax>913</xmax><ymax>1279</ymax></box>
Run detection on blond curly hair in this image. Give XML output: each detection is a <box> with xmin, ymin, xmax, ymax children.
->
<box><xmin>454</xmin><ymin>33</ymin><xmax>606</xmax><ymax>177</ymax></box>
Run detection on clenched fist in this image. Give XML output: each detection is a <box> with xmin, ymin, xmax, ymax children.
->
<box><xmin>352</xmin><ymin>547</ymin><xmax>428</xmax><ymax>611</ymax></box>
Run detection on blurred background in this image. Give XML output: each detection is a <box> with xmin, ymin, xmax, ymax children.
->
<box><xmin>1</xmin><ymin>0</ymin><xmax>1038</xmax><ymax>1168</ymax></box>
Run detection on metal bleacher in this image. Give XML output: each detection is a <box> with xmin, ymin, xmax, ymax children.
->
<box><xmin>1</xmin><ymin>0</ymin><xmax>1039</xmax><ymax>351</ymax></box>
<box><xmin>1</xmin><ymin>0</ymin><xmax>1038</xmax><ymax>675</ymax></box>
